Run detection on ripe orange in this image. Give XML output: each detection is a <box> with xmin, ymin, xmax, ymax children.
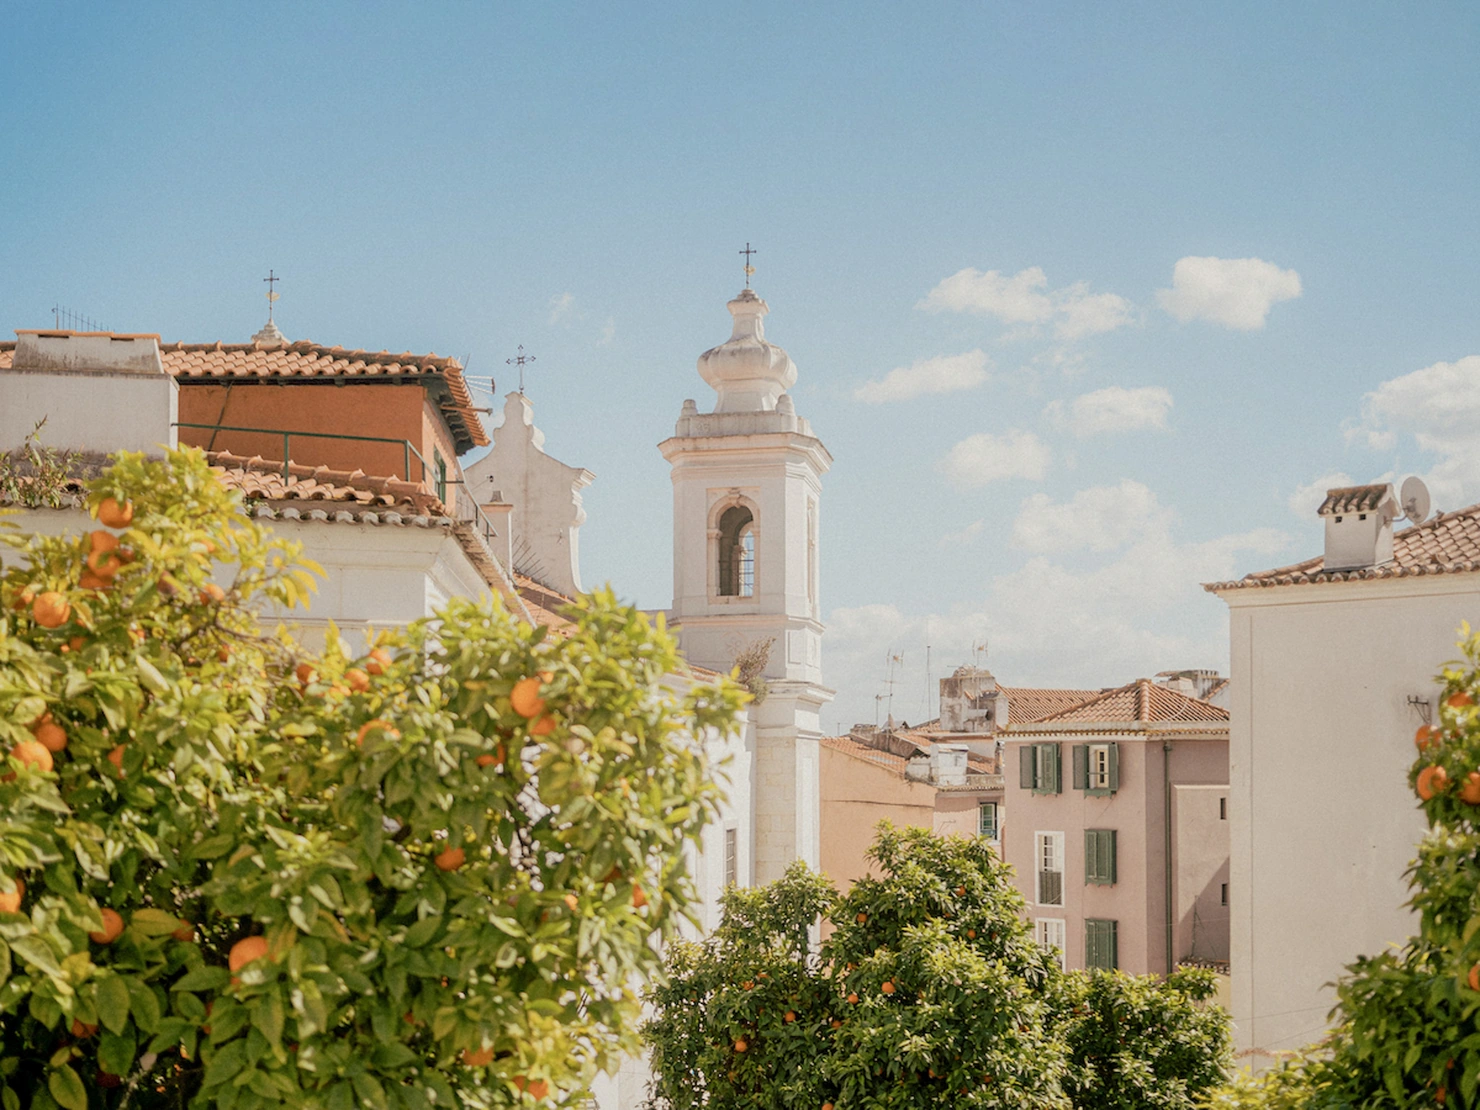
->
<box><xmin>847</xmin><ymin>992</ymin><xmax>859</xmax><ymax>1004</ymax></box>
<box><xmin>830</xmin><ymin>1019</ymin><xmax>842</xmax><ymax>1030</ymax></box>
<box><xmin>199</xmin><ymin>583</ymin><xmax>225</xmax><ymax>604</ymax></box>
<box><xmin>295</xmin><ymin>663</ymin><xmax>315</xmax><ymax>685</ymax></box>
<box><xmin>11</xmin><ymin>740</ymin><xmax>53</xmax><ymax>775</ymax></box>
<box><xmin>345</xmin><ymin>668</ymin><xmax>370</xmax><ymax>693</ymax></box>
<box><xmin>89</xmin><ymin>530</ymin><xmax>119</xmax><ymax>554</ymax></box>
<box><xmin>217</xmin><ymin>645</ymin><xmax>232</xmax><ymax>663</ymax></box>
<box><xmin>1461</xmin><ymin>773</ymin><xmax>1480</xmax><ymax>805</ymax></box>
<box><xmin>32</xmin><ymin>721</ymin><xmax>67</xmax><ymax>754</ymax></box>
<box><xmin>0</xmin><ymin>878</ymin><xmax>23</xmax><ymax>913</ymax></box>
<box><xmin>32</xmin><ymin>592</ymin><xmax>70</xmax><ymax>628</ymax></box>
<box><xmin>823</xmin><ymin>1104</ymin><xmax>835</xmax><ymax>1110</ymax></box>
<box><xmin>513</xmin><ymin>1076</ymin><xmax>549</xmax><ymax>1099</ymax></box>
<box><xmin>366</xmin><ymin>648</ymin><xmax>393</xmax><ymax>676</ymax></box>
<box><xmin>78</xmin><ymin>571</ymin><xmax>111</xmax><ymax>592</ymax></box>
<box><xmin>107</xmin><ymin>745</ymin><xmax>126</xmax><ymax>776</ymax></box>
<box><xmin>632</xmin><ymin>884</ymin><xmax>649</xmax><ymax>909</ymax></box>
<box><xmin>356</xmin><ymin>719</ymin><xmax>399</xmax><ymax>746</ymax></box>
<box><xmin>741</xmin><ymin>980</ymin><xmax>754</xmax><ymax>991</ymax></box>
<box><xmin>881</xmin><ymin>981</ymin><xmax>896</xmax><ymax>995</ymax></box>
<box><xmin>1418</xmin><ymin>764</ymin><xmax>1450</xmax><ymax>800</ymax></box>
<box><xmin>784</xmin><ymin>1010</ymin><xmax>796</xmax><ymax>1023</ymax></box>
<box><xmin>476</xmin><ymin>747</ymin><xmax>503</xmax><ymax>768</ymax></box>
<box><xmin>96</xmin><ymin>498</ymin><xmax>134</xmax><ymax>528</ymax></box>
<box><xmin>70</xmin><ymin>1019</ymin><xmax>99</xmax><ymax>1038</ymax></box>
<box><xmin>229</xmin><ymin>936</ymin><xmax>270</xmax><ymax>971</ymax></box>
<box><xmin>1416</xmin><ymin>724</ymin><xmax>1443</xmax><ymax>752</ymax></box>
<box><xmin>89</xmin><ymin>908</ymin><xmax>125</xmax><ymax>944</ymax></box>
<box><xmin>434</xmin><ymin>846</ymin><xmax>465</xmax><ymax>872</ymax></box>
<box><xmin>462</xmin><ymin>1046</ymin><xmax>495</xmax><ymax>1067</ymax></box>
<box><xmin>511</xmin><ymin>676</ymin><xmax>546</xmax><ymax>719</ymax></box>
<box><xmin>856</xmin><ymin>913</ymin><xmax>868</xmax><ymax>925</ymax></box>
<box><xmin>967</xmin><ymin>929</ymin><xmax>977</xmax><ymax>939</ymax></box>
<box><xmin>1470</xmin><ymin>964</ymin><xmax>1480</xmax><ymax>992</ymax></box>
<box><xmin>172</xmin><ymin>920</ymin><xmax>196</xmax><ymax>943</ymax></box>
<box><xmin>529</xmin><ymin>714</ymin><xmax>556</xmax><ymax>736</ymax></box>
<box><xmin>86</xmin><ymin>547</ymin><xmax>124</xmax><ymax>578</ymax></box>
<box><xmin>563</xmin><ymin>893</ymin><xmax>578</xmax><ymax>911</ymax></box>
<box><xmin>734</xmin><ymin>1038</ymin><xmax>748</xmax><ymax>1053</ymax></box>
<box><xmin>1449</xmin><ymin>692</ymin><xmax>1475</xmax><ymax>709</ymax></box>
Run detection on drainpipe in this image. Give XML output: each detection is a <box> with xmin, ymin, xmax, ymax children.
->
<box><xmin>1164</xmin><ymin>738</ymin><xmax>1174</xmax><ymax>976</ymax></box>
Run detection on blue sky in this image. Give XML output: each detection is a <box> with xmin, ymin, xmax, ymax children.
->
<box><xmin>4</xmin><ymin>3</ymin><xmax>1479</xmax><ymax>730</ymax></box>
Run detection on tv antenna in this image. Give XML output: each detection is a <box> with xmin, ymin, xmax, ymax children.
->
<box><xmin>972</xmin><ymin>639</ymin><xmax>989</xmax><ymax>666</ymax></box>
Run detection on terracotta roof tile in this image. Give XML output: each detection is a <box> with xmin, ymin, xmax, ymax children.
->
<box><xmin>999</xmin><ymin>686</ymin><xmax>1108</xmax><ymax>724</ymax></box>
<box><xmin>1206</xmin><ymin>501</ymin><xmax>1480</xmax><ymax>592</ymax></box>
<box><xmin>1318</xmin><ymin>484</ymin><xmax>1396</xmax><ymax>516</ymax></box>
<box><xmin>207</xmin><ymin>451</ymin><xmax>446</xmax><ymax>514</ymax></box>
<box><xmin>821</xmin><ymin>734</ymin><xmax>911</xmax><ymax>773</ymax></box>
<box><xmin>1034</xmin><ymin>678</ymin><xmax>1228</xmax><ymax>724</ymax></box>
<box><xmin>0</xmin><ymin>338</ymin><xmax>488</xmax><ymax>452</ymax></box>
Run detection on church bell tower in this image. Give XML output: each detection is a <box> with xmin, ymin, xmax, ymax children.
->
<box><xmin>660</xmin><ymin>283</ymin><xmax>833</xmax><ymax>884</ymax></box>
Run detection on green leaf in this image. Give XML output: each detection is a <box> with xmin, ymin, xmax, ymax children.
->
<box><xmin>189</xmin><ymin>834</ymin><xmax>237</xmax><ymax>861</ymax></box>
<box><xmin>251</xmin><ymin>992</ymin><xmax>284</xmax><ymax>1049</ymax></box>
<box><xmin>98</xmin><ymin>1028</ymin><xmax>135</xmax><ymax>1079</ymax></box>
<box><xmin>128</xmin><ymin>908</ymin><xmax>181</xmax><ymax>937</ymax></box>
<box><xmin>174</xmin><ymin>966</ymin><xmax>230</xmax><ymax>992</ymax></box>
<box><xmin>125</xmin><ymin>979</ymin><xmax>161</xmax><ymax>1033</ymax></box>
<box><xmin>404</xmin><ymin>917</ymin><xmax>442</xmax><ymax>948</ymax></box>
<box><xmin>203</xmin><ymin>1040</ymin><xmax>247</xmax><ymax>1089</ymax></box>
<box><xmin>351</xmin><ymin>1073</ymin><xmax>388</xmax><ymax>1110</ymax></box>
<box><xmin>46</xmin><ymin>1067</ymin><xmax>85</xmax><ymax>1110</ymax></box>
<box><xmin>134</xmin><ymin>656</ymin><xmax>170</xmax><ymax>696</ymax></box>
<box><xmin>96</xmin><ymin>975</ymin><xmax>130</xmax><ymax>1034</ymax></box>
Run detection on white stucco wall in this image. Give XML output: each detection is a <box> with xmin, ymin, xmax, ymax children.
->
<box><xmin>1</xmin><ymin>369</ymin><xmax>178</xmax><ymax>456</ymax></box>
<box><xmin>1220</xmin><ymin>576</ymin><xmax>1480</xmax><ymax>1064</ymax></box>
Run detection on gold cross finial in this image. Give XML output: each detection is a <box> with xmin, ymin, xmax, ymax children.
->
<box><xmin>263</xmin><ymin>269</ymin><xmax>281</xmax><ymax>322</ymax></box>
<box><xmin>739</xmin><ymin>242</ymin><xmax>757</xmax><ymax>288</ymax></box>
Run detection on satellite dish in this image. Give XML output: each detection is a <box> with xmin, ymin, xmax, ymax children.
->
<box><xmin>1401</xmin><ymin>476</ymin><xmax>1431</xmax><ymax>525</ymax></box>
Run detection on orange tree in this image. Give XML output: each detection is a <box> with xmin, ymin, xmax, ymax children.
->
<box><xmin>642</xmin><ymin>823</ymin><xmax>1230</xmax><ymax>1110</ymax></box>
<box><xmin>0</xmin><ymin>448</ymin><xmax>742</xmax><ymax>1110</ymax></box>
<box><xmin>1210</xmin><ymin>631</ymin><xmax>1480</xmax><ymax>1109</ymax></box>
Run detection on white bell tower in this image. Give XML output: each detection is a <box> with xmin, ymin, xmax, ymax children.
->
<box><xmin>660</xmin><ymin>285</ymin><xmax>833</xmax><ymax>885</ymax></box>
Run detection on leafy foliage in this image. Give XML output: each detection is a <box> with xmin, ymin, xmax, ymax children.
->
<box><xmin>0</xmin><ymin>448</ymin><xmax>743</xmax><ymax>1110</ymax></box>
<box><xmin>0</xmin><ymin>421</ymin><xmax>85</xmax><ymax>510</ymax></box>
<box><xmin>1204</xmin><ymin>630</ymin><xmax>1480</xmax><ymax>1107</ymax></box>
<box><xmin>643</xmin><ymin>823</ymin><xmax>1231</xmax><ymax>1110</ymax></box>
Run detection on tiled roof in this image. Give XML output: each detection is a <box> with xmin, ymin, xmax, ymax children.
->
<box><xmin>1034</xmin><ymin>678</ymin><xmax>1228</xmax><ymax>724</ymax></box>
<box><xmin>999</xmin><ymin>686</ymin><xmax>1108</xmax><ymax>724</ymax></box>
<box><xmin>0</xmin><ymin>338</ymin><xmax>490</xmax><ymax>452</ymax></box>
<box><xmin>1318</xmin><ymin>484</ymin><xmax>1395</xmax><ymax>516</ymax></box>
<box><xmin>1206</xmin><ymin>501</ymin><xmax>1480</xmax><ymax>592</ymax></box>
<box><xmin>207</xmin><ymin>451</ymin><xmax>445</xmax><ymax>513</ymax></box>
<box><xmin>821</xmin><ymin>734</ymin><xmax>911</xmax><ymax>774</ymax></box>
<box><xmin>514</xmin><ymin>573</ymin><xmax>577</xmax><ymax>634</ymax></box>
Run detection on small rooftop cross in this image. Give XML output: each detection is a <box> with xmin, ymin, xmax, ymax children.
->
<box><xmin>739</xmin><ymin>242</ymin><xmax>757</xmax><ymax>288</ymax></box>
<box><xmin>263</xmin><ymin>269</ymin><xmax>281</xmax><ymax>321</ymax></box>
<box><xmin>506</xmin><ymin>344</ymin><xmax>536</xmax><ymax>393</ymax></box>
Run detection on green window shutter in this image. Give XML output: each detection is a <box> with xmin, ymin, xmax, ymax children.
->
<box><xmin>1107</xmin><ymin>743</ymin><xmax>1119</xmax><ymax>793</ymax></box>
<box><xmin>1086</xmin><ymin>919</ymin><xmax>1119</xmax><ymax>970</ymax></box>
<box><xmin>1106</xmin><ymin>920</ymin><xmax>1118</xmax><ymax>969</ymax></box>
<box><xmin>1086</xmin><ymin>920</ymin><xmax>1099</xmax><ymax>969</ymax></box>
<box><xmin>1020</xmin><ymin>746</ymin><xmax>1035</xmax><ymax>790</ymax></box>
<box><xmin>1072</xmin><ymin>744</ymin><xmax>1088</xmax><ymax>791</ymax></box>
<box><xmin>1049</xmin><ymin>744</ymin><xmax>1062</xmax><ymax>794</ymax></box>
<box><xmin>1107</xmin><ymin>829</ymin><xmax>1117</xmax><ymax>884</ymax></box>
<box><xmin>1084</xmin><ymin>829</ymin><xmax>1098</xmax><ymax>884</ymax></box>
<box><xmin>1085</xmin><ymin>830</ymin><xmax>1117</xmax><ymax>885</ymax></box>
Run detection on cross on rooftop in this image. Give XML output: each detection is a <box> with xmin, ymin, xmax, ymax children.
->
<box><xmin>506</xmin><ymin>344</ymin><xmax>536</xmax><ymax>393</ymax></box>
<box><xmin>263</xmin><ymin>270</ymin><xmax>281</xmax><ymax>321</ymax></box>
<box><xmin>739</xmin><ymin>242</ymin><xmax>757</xmax><ymax>288</ymax></box>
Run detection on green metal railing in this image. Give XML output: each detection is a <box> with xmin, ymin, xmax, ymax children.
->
<box><xmin>174</xmin><ymin>421</ymin><xmax>501</xmax><ymax>551</ymax></box>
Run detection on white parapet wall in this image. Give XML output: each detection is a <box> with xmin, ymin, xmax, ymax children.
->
<box><xmin>1</xmin><ymin>331</ymin><xmax>178</xmax><ymax>454</ymax></box>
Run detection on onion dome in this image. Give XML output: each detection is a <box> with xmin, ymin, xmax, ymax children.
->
<box><xmin>697</xmin><ymin>288</ymin><xmax>797</xmax><ymax>413</ymax></box>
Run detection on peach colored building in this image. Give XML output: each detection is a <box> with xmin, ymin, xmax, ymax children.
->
<box><xmin>820</xmin><ymin>729</ymin><xmax>1002</xmax><ymax>890</ymax></box>
<box><xmin>1002</xmin><ymin>679</ymin><xmax>1229</xmax><ymax>975</ymax></box>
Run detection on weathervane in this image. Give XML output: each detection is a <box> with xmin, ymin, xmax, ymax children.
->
<box><xmin>263</xmin><ymin>269</ymin><xmax>281</xmax><ymax>322</ymax></box>
<box><xmin>739</xmin><ymin>242</ymin><xmax>757</xmax><ymax>288</ymax></box>
<box><xmin>506</xmin><ymin>344</ymin><xmax>536</xmax><ymax>393</ymax></box>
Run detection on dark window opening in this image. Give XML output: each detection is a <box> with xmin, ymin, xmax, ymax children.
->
<box><xmin>718</xmin><ymin>505</ymin><xmax>755</xmax><ymax>597</ymax></box>
<box><xmin>1219</xmin><ymin>797</ymin><xmax>1227</xmax><ymax>820</ymax></box>
<box><xmin>1221</xmin><ymin>882</ymin><xmax>1229</xmax><ymax>906</ymax></box>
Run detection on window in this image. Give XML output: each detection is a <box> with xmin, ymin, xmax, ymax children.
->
<box><xmin>1221</xmin><ymin>882</ymin><xmax>1228</xmax><ymax>907</ymax></box>
<box><xmin>724</xmin><ymin>827</ymin><xmax>738</xmax><ymax>889</ymax></box>
<box><xmin>978</xmin><ymin>802</ymin><xmax>999</xmax><ymax>840</ymax></box>
<box><xmin>1085</xmin><ymin>829</ymin><xmax>1117</xmax><ymax>885</ymax></box>
<box><xmin>1220</xmin><ymin>797</ymin><xmax>1227</xmax><ymax>820</ymax></box>
<box><xmin>1085</xmin><ymin>919</ymin><xmax>1118</xmax><ymax>970</ymax></box>
<box><xmin>1035</xmin><ymin>832</ymin><xmax>1064</xmax><ymax>906</ymax></box>
<box><xmin>1072</xmin><ymin>742</ymin><xmax>1119</xmax><ymax>795</ymax></box>
<box><xmin>1019</xmin><ymin>743</ymin><xmax>1062</xmax><ymax>795</ymax></box>
<box><xmin>1035</xmin><ymin>918</ymin><xmax>1067</xmax><ymax>970</ymax></box>
<box><xmin>434</xmin><ymin>450</ymin><xmax>448</xmax><ymax>504</ymax></box>
<box><xmin>717</xmin><ymin>505</ymin><xmax>755</xmax><ymax>597</ymax></box>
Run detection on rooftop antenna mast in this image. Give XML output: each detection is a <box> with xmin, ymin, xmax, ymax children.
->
<box><xmin>972</xmin><ymin>639</ymin><xmax>989</xmax><ymax>666</ymax></box>
<box><xmin>883</xmin><ymin>650</ymin><xmax>904</xmax><ymax>725</ymax></box>
<box><xmin>506</xmin><ymin>345</ymin><xmax>536</xmax><ymax>394</ymax></box>
<box><xmin>924</xmin><ymin>618</ymin><xmax>933</xmax><ymax>723</ymax></box>
<box><xmin>739</xmin><ymin>242</ymin><xmax>757</xmax><ymax>288</ymax></box>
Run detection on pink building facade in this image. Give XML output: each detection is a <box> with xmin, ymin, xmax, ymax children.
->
<box><xmin>1001</xmin><ymin>680</ymin><xmax>1229</xmax><ymax>975</ymax></box>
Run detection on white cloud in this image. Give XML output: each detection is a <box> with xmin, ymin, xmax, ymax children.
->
<box><xmin>919</xmin><ymin>266</ymin><xmax>1134</xmax><ymax>340</ymax></box>
<box><xmin>1348</xmin><ymin>355</ymin><xmax>1480</xmax><ymax>505</ymax></box>
<box><xmin>1011</xmin><ymin>480</ymin><xmax>1173</xmax><ymax>553</ymax></box>
<box><xmin>548</xmin><ymin>292</ymin><xmax>575</xmax><ymax>325</ymax></box>
<box><xmin>1156</xmin><ymin>256</ymin><xmax>1302</xmax><ymax>330</ymax></box>
<box><xmin>938</xmin><ymin>430</ymin><xmax>1050</xmax><ymax>489</ymax></box>
<box><xmin>939</xmin><ymin>518</ymin><xmax>986</xmax><ymax>547</ymax></box>
<box><xmin>825</xmin><ymin>515</ymin><xmax>1290</xmax><ymax>730</ymax></box>
<box><xmin>854</xmin><ymin>349</ymin><xmax>990</xmax><ymax>404</ymax></box>
<box><xmin>1287</xmin><ymin>471</ymin><xmax>1354</xmax><ymax>518</ymax></box>
<box><xmin>1045</xmin><ymin>385</ymin><xmax>1174</xmax><ymax>437</ymax></box>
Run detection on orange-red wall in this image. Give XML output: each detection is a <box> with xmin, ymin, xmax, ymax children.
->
<box><xmin>177</xmin><ymin>383</ymin><xmax>462</xmax><ymax>507</ymax></box>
